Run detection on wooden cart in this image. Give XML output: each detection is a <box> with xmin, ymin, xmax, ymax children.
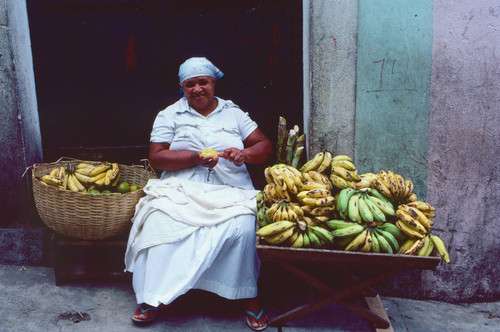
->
<box><xmin>257</xmin><ymin>243</ymin><xmax>441</xmax><ymax>331</ymax></box>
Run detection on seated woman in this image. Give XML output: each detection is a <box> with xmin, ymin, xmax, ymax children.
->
<box><xmin>124</xmin><ymin>57</ymin><xmax>273</xmax><ymax>331</ymax></box>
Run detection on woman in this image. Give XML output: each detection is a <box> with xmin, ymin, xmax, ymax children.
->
<box><xmin>124</xmin><ymin>57</ymin><xmax>272</xmax><ymax>331</ymax></box>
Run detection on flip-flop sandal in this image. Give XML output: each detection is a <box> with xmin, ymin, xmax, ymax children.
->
<box><xmin>245</xmin><ymin>309</ymin><xmax>268</xmax><ymax>331</ymax></box>
<box><xmin>131</xmin><ymin>305</ymin><xmax>161</xmax><ymax>324</ymax></box>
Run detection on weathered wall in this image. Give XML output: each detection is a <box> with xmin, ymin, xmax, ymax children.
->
<box><xmin>309</xmin><ymin>0</ymin><xmax>358</xmax><ymax>156</ymax></box>
<box><xmin>424</xmin><ymin>0</ymin><xmax>500</xmax><ymax>302</ymax></box>
<box><xmin>0</xmin><ymin>0</ymin><xmax>47</xmax><ymax>265</ymax></box>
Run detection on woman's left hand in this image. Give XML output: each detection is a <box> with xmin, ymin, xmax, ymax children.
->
<box><xmin>219</xmin><ymin>148</ymin><xmax>247</xmax><ymax>165</ymax></box>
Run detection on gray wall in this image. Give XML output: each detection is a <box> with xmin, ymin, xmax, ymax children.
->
<box><xmin>0</xmin><ymin>0</ymin><xmax>47</xmax><ymax>264</ymax></box>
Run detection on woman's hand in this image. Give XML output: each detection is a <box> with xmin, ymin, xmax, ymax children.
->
<box><xmin>194</xmin><ymin>151</ymin><xmax>219</xmax><ymax>168</ymax></box>
<box><xmin>219</xmin><ymin>148</ymin><xmax>247</xmax><ymax>165</ymax></box>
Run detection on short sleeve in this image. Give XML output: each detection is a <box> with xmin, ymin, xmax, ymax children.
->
<box><xmin>230</xmin><ymin>105</ymin><xmax>258</xmax><ymax>140</ymax></box>
<box><xmin>150</xmin><ymin>110</ymin><xmax>174</xmax><ymax>143</ymax></box>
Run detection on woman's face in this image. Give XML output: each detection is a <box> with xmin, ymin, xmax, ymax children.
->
<box><xmin>182</xmin><ymin>76</ymin><xmax>216</xmax><ymax>113</ymax></box>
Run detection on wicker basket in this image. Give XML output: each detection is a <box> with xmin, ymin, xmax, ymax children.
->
<box><xmin>32</xmin><ymin>159</ymin><xmax>157</xmax><ymax>240</ymax></box>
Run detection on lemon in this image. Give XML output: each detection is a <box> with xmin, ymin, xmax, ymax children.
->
<box><xmin>102</xmin><ymin>190</ymin><xmax>112</xmax><ymax>194</ymax></box>
<box><xmin>117</xmin><ymin>182</ymin><xmax>130</xmax><ymax>194</ymax></box>
<box><xmin>89</xmin><ymin>189</ymin><xmax>100</xmax><ymax>194</ymax></box>
<box><xmin>130</xmin><ymin>184</ymin><xmax>140</xmax><ymax>192</ymax></box>
<box><xmin>201</xmin><ymin>148</ymin><xmax>218</xmax><ymax>158</ymax></box>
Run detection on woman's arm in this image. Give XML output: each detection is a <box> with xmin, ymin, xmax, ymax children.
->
<box><xmin>149</xmin><ymin>143</ymin><xmax>218</xmax><ymax>171</ymax></box>
<box><xmin>221</xmin><ymin>128</ymin><xmax>273</xmax><ymax>165</ymax></box>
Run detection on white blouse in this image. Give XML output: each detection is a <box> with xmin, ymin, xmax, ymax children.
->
<box><xmin>150</xmin><ymin>96</ymin><xmax>258</xmax><ymax>190</ymax></box>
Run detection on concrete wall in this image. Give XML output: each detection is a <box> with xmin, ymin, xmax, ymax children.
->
<box><xmin>425</xmin><ymin>0</ymin><xmax>500</xmax><ymax>302</ymax></box>
<box><xmin>308</xmin><ymin>0</ymin><xmax>499</xmax><ymax>302</ymax></box>
<box><xmin>0</xmin><ymin>0</ymin><xmax>47</xmax><ymax>264</ymax></box>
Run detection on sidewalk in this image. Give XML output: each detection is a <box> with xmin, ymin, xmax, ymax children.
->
<box><xmin>0</xmin><ymin>264</ymin><xmax>498</xmax><ymax>331</ymax></box>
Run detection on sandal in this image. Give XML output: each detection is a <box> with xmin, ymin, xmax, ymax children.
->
<box><xmin>245</xmin><ymin>308</ymin><xmax>268</xmax><ymax>331</ymax></box>
<box><xmin>131</xmin><ymin>304</ymin><xmax>162</xmax><ymax>324</ymax></box>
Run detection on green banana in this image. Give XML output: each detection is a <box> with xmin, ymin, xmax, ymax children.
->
<box><xmin>376</xmin><ymin>229</ymin><xmax>400</xmax><ymax>252</ymax></box>
<box><xmin>347</xmin><ymin>193</ymin><xmax>362</xmax><ymax>223</ymax></box>
<box><xmin>331</xmin><ymin>224</ymin><xmax>365</xmax><ymax>238</ymax></box>
<box><xmin>337</xmin><ymin>188</ymin><xmax>359</xmax><ymax>215</ymax></box>
<box><xmin>326</xmin><ymin>220</ymin><xmax>358</xmax><ymax>230</ymax></box>
<box><xmin>370</xmin><ymin>230</ymin><xmax>381</xmax><ymax>253</ymax></box>
<box><xmin>307</xmin><ymin>228</ymin><xmax>323</xmax><ymax>248</ymax></box>
<box><xmin>302</xmin><ymin>231</ymin><xmax>311</xmax><ymax>248</ymax></box>
<box><xmin>309</xmin><ymin>225</ymin><xmax>334</xmax><ymax>244</ymax></box>
<box><xmin>363</xmin><ymin>194</ymin><xmax>385</xmax><ymax>222</ymax></box>
<box><xmin>256</xmin><ymin>206</ymin><xmax>270</xmax><ymax>227</ymax></box>
<box><xmin>358</xmin><ymin>194</ymin><xmax>374</xmax><ymax>223</ymax></box>
<box><xmin>368</xmin><ymin>187</ymin><xmax>392</xmax><ymax>204</ymax></box>
<box><xmin>378</xmin><ymin>222</ymin><xmax>407</xmax><ymax>242</ymax></box>
<box><xmin>366</xmin><ymin>194</ymin><xmax>395</xmax><ymax>216</ymax></box>
<box><xmin>373</xmin><ymin>230</ymin><xmax>393</xmax><ymax>254</ymax></box>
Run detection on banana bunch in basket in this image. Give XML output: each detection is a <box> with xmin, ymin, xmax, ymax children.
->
<box><xmin>40</xmin><ymin>162</ymin><xmax>120</xmax><ymax>193</ymax></box>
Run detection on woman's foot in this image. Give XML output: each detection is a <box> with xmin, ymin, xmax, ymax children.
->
<box><xmin>243</xmin><ymin>298</ymin><xmax>268</xmax><ymax>331</ymax></box>
<box><xmin>131</xmin><ymin>303</ymin><xmax>162</xmax><ymax>324</ymax></box>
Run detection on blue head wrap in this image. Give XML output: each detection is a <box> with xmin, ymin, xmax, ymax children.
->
<box><xmin>178</xmin><ymin>57</ymin><xmax>224</xmax><ymax>84</ymax></box>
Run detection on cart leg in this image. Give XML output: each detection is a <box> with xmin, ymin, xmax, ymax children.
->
<box><xmin>269</xmin><ymin>264</ymin><xmax>404</xmax><ymax>328</ymax></box>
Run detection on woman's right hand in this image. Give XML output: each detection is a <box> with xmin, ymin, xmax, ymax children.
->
<box><xmin>193</xmin><ymin>151</ymin><xmax>219</xmax><ymax>169</ymax></box>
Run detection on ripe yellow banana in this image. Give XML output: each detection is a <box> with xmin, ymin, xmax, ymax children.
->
<box><xmin>398</xmin><ymin>237</ymin><xmax>419</xmax><ymax>253</ymax></box>
<box><xmin>359</xmin><ymin>231</ymin><xmax>373</xmax><ymax>252</ymax></box>
<box><xmin>373</xmin><ymin>179</ymin><xmax>392</xmax><ymax>198</ymax></box>
<box><xmin>49</xmin><ymin>168</ymin><xmax>59</xmax><ymax>177</ymax></box>
<box><xmin>299</xmin><ymin>181</ymin><xmax>329</xmax><ymax>191</ymax></box>
<box><xmin>267</xmin><ymin>202</ymin><xmax>280</xmax><ymax>220</ymax></box>
<box><xmin>314</xmin><ymin>196</ymin><xmax>335</xmax><ymax>207</ymax></box>
<box><xmin>71</xmin><ymin>173</ymin><xmax>86</xmax><ymax>191</ymax></box>
<box><xmin>297</xmin><ymin>189</ymin><xmax>331</xmax><ymax>199</ymax></box>
<box><xmin>256</xmin><ymin>220</ymin><xmax>296</xmax><ymax>237</ymax></box>
<box><xmin>300</xmin><ymin>151</ymin><xmax>325</xmax><ymax>172</ymax></box>
<box><xmin>74</xmin><ymin>171</ymin><xmax>91</xmax><ymax>185</ymax></box>
<box><xmin>345</xmin><ymin>229</ymin><xmax>369</xmax><ymax>251</ymax></box>
<box><xmin>308</xmin><ymin>171</ymin><xmax>332</xmax><ymax>189</ymax></box>
<box><xmin>264</xmin><ymin>167</ymin><xmax>274</xmax><ymax>184</ymax></box>
<box><xmin>41</xmin><ymin>174</ymin><xmax>63</xmax><ymax>187</ymax></box>
<box><xmin>332</xmin><ymin>166</ymin><xmax>360</xmax><ymax>182</ymax></box>
<box><xmin>395</xmin><ymin>173</ymin><xmax>406</xmax><ymax>198</ymax></box>
<box><xmin>66</xmin><ymin>174</ymin><xmax>79</xmax><ymax>192</ymax></box>
<box><xmin>316</xmin><ymin>151</ymin><xmax>332</xmax><ymax>173</ymax></box>
<box><xmin>400</xmin><ymin>237</ymin><xmax>425</xmax><ymax>255</ymax></box>
<box><xmin>88</xmin><ymin>164</ymin><xmax>111</xmax><ymax>177</ymax></box>
<box><xmin>396</xmin><ymin>210</ymin><xmax>427</xmax><ymax>234</ymax></box>
<box><xmin>406</xmin><ymin>200</ymin><xmax>436</xmax><ymax>212</ymax></box>
<box><xmin>262</xmin><ymin>226</ymin><xmax>297</xmax><ymax>245</ymax></box>
<box><xmin>386</xmin><ymin>171</ymin><xmax>399</xmax><ymax>197</ymax></box>
<box><xmin>395</xmin><ymin>220</ymin><xmax>425</xmax><ymax>239</ymax></box>
<box><xmin>417</xmin><ymin>235</ymin><xmax>431</xmax><ymax>256</ymax></box>
<box><xmin>431</xmin><ymin>234</ymin><xmax>450</xmax><ymax>263</ymax></box>
<box><xmin>331</xmin><ymin>159</ymin><xmax>357</xmax><ymax>171</ymax></box>
<box><xmin>332</xmin><ymin>154</ymin><xmax>352</xmax><ymax>162</ymax></box>
<box><xmin>330</xmin><ymin>173</ymin><xmax>350</xmax><ymax>189</ymax></box>
<box><xmin>377</xmin><ymin>170</ymin><xmax>391</xmax><ymax>188</ymax></box>
<box><xmin>88</xmin><ymin>171</ymin><xmax>107</xmax><ymax>184</ymax></box>
<box><xmin>310</xmin><ymin>206</ymin><xmax>335</xmax><ymax>216</ymax></box>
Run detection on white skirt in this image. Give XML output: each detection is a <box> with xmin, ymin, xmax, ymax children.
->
<box><xmin>131</xmin><ymin>210</ymin><xmax>260</xmax><ymax>307</ymax></box>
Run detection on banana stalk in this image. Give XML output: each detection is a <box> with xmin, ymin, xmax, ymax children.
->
<box><xmin>276</xmin><ymin>116</ymin><xmax>287</xmax><ymax>163</ymax></box>
<box><xmin>291</xmin><ymin>134</ymin><xmax>306</xmax><ymax>168</ymax></box>
<box><xmin>285</xmin><ymin>129</ymin><xmax>297</xmax><ymax>165</ymax></box>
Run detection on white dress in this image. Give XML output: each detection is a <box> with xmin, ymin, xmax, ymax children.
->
<box><xmin>125</xmin><ymin>97</ymin><xmax>261</xmax><ymax>307</ymax></box>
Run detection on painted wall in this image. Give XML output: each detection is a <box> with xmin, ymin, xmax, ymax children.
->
<box><xmin>309</xmin><ymin>0</ymin><xmax>499</xmax><ymax>302</ymax></box>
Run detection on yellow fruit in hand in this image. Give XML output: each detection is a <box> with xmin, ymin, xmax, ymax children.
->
<box><xmin>130</xmin><ymin>184</ymin><xmax>140</xmax><ymax>192</ymax></box>
<box><xmin>201</xmin><ymin>148</ymin><xmax>219</xmax><ymax>158</ymax></box>
<box><xmin>117</xmin><ymin>182</ymin><xmax>130</xmax><ymax>194</ymax></box>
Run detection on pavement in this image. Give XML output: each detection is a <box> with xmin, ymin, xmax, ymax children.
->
<box><xmin>0</xmin><ymin>264</ymin><xmax>499</xmax><ymax>332</ymax></box>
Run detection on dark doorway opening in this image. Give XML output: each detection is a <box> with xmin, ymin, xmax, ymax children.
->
<box><xmin>27</xmin><ymin>0</ymin><xmax>303</xmax><ymax>189</ymax></box>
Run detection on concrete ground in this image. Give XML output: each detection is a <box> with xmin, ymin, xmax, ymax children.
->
<box><xmin>0</xmin><ymin>264</ymin><xmax>498</xmax><ymax>332</ymax></box>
